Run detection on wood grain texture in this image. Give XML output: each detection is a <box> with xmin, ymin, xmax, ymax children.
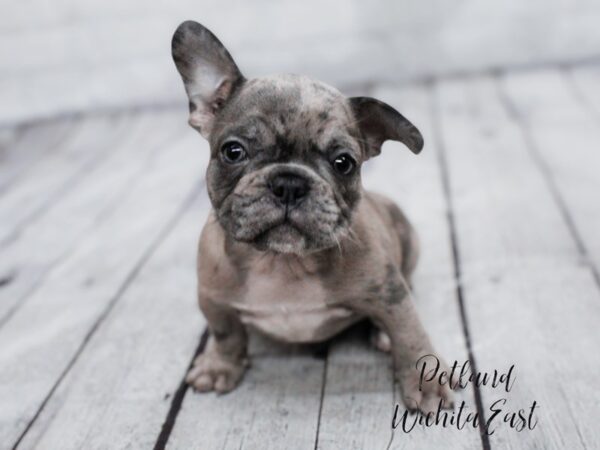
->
<box><xmin>167</xmin><ymin>330</ymin><xmax>326</xmax><ymax>449</ymax></box>
<box><xmin>0</xmin><ymin>119</ymin><xmax>75</xmax><ymax>195</ymax></box>
<box><xmin>0</xmin><ymin>114</ymin><xmax>126</xmax><ymax>244</ymax></box>
<box><xmin>0</xmin><ymin>112</ymin><xmax>185</xmax><ymax>326</ymax></box>
<box><xmin>316</xmin><ymin>85</ymin><xmax>481</xmax><ymax>450</ymax></box>
<box><xmin>568</xmin><ymin>65</ymin><xmax>600</xmax><ymax>122</ymax></box>
<box><xmin>0</xmin><ymin>122</ymin><xmax>206</xmax><ymax>448</ymax></box>
<box><xmin>2</xmin><ymin>64</ymin><xmax>600</xmax><ymax>449</ymax></box>
<box><xmin>436</xmin><ymin>74</ymin><xmax>600</xmax><ymax>449</ymax></box>
<box><xmin>501</xmin><ymin>69</ymin><xmax>600</xmax><ymax>278</ymax></box>
<box><xmin>17</xmin><ymin>192</ymin><xmax>209</xmax><ymax>450</ymax></box>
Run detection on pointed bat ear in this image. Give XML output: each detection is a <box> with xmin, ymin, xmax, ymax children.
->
<box><xmin>349</xmin><ymin>97</ymin><xmax>424</xmax><ymax>158</ymax></box>
<box><xmin>171</xmin><ymin>21</ymin><xmax>245</xmax><ymax>139</ymax></box>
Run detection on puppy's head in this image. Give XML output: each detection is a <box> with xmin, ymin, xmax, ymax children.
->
<box><xmin>172</xmin><ymin>21</ymin><xmax>423</xmax><ymax>255</ymax></box>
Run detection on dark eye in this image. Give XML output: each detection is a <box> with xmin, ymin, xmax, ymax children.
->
<box><xmin>221</xmin><ymin>141</ymin><xmax>247</xmax><ymax>164</ymax></box>
<box><xmin>332</xmin><ymin>153</ymin><xmax>356</xmax><ymax>175</ymax></box>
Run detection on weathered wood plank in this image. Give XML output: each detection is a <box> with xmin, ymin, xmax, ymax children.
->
<box><xmin>167</xmin><ymin>328</ymin><xmax>326</xmax><ymax>449</ymax></box>
<box><xmin>0</xmin><ymin>126</ymin><xmax>18</xmax><ymax>156</ymax></box>
<box><xmin>16</xmin><ymin>192</ymin><xmax>209</xmax><ymax>450</ymax></box>
<box><xmin>436</xmin><ymin>75</ymin><xmax>600</xmax><ymax>449</ymax></box>
<box><xmin>0</xmin><ymin>124</ymin><xmax>206</xmax><ymax>448</ymax></box>
<box><xmin>501</xmin><ymin>68</ymin><xmax>600</xmax><ymax>278</ymax></box>
<box><xmin>317</xmin><ymin>85</ymin><xmax>481</xmax><ymax>450</ymax></box>
<box><xmin>2</xmin><ymin>64</ymin><xmax>598</xmax><ymax>450</ymax></box>
<box><xmin>567</xmin><ymin>64</ymin><xmax>600</xmax><ymax>121</ymax></box>
<box><xmin>0</xmin><ymin>114</ymin><xmax>131</xmax><ymax>244</ymax></box>
<box><xmin>0</xmin><ymin>119</ymin><xmax>75</xmax><ymax>195</ymax></box>
<box><xmin>0</xmin><ymin>111</ymin><xmax>185</xmax><ymax>325</ymax></box>
<box><xmin>315</xmin><ymin>326</ymin><xmax>395</xmax><ymax>450</ymax></box>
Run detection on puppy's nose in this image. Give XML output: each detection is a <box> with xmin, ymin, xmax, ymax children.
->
<box><xmin>269</xmin><ymin>173</ymin><xmax>309</xmax><ymax>207</ymax></box>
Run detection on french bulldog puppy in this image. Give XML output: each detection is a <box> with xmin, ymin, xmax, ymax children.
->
<box><xmin>172</xmin><ymin>21</ymin><xmax>454</xmax><ymax>412</ymax></box>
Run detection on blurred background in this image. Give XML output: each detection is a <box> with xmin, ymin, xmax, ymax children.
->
<box><xmin>3</xmin><ymin>0</ymin><xmax>600</xmax><ymax>125</ymax></box>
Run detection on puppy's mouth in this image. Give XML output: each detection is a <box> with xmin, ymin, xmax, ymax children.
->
<box><xmin>251</xmin><ymin>217</ymin><xmax>307</xmax><ymax>252</ymax></box>
<box><xmin>220</xmin><ymin>164</ymin><xmax>352</xmax><ymax>254</ymax></box>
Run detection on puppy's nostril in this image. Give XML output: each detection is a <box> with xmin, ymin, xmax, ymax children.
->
<box><xmin>296</xmin><ymin>187</ymin><xmax>307</xmax><ymax>199</ymax></box>
<box><xmin>272</xmin><ymin>185</ymin><xmax>285</xmax><ymax>198</ymax></box>
<box><xmin>269</xmin><ymin>173</ymin><xmax>310</xmax><ymax>207</ymax></box>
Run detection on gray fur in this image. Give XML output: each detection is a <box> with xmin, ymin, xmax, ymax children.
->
<box><xmin>172</xmin><ymin>21</ymin><xmax>454</xmax><ymax>412</ymax></box>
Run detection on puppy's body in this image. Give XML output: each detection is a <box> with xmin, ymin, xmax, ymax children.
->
<box><xmin>172</xmin><ymin>21</ymin><xmax>454</xmax><ymax>412</ymax></box>
<box><xmin>199</xmin><ymin>191</ymin><xmax>417</xmax><ymax>344</ymax></box>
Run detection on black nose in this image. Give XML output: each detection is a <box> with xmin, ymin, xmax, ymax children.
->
<box><xmin>268</xmin><ymin>173</ymin><xmax>310</xmax><ymax>207</ymax></box>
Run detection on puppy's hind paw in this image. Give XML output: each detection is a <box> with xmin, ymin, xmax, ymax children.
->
<box><xmin>186</xmin><ymin>351</ymin><xmax>248</xmax><ymax>394</ymax></box>
<box><xmin>370</xmin><ymin>327</ymin><xmax>392</xmax><ymax>353</ymax></box>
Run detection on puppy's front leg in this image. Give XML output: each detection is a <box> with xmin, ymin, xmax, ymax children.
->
<box><xmin>354</xmin><ymin>269</ymin><xmax>454</xmax><ymax>413</ymax></box>
<box><xmin>186</xmin><ymin>294</ymin><xmax>248</xmax><ymax>394</ymax></box>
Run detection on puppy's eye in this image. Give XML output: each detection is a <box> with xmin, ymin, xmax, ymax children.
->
<box><xmin>221</xmin><ymin>141</ymin><xmax>247</xmax><ymax>164</ymax></box>
<box><xmin>332</xmin><ymin>153</ymin><xmax>356</xmax><ymax>175</ymax></box>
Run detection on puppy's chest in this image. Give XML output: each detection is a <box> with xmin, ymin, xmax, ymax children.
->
<box><xmin>233</xmin><ymin>262</ymin><xmax>358</xmax><ymax>343</ymax></box>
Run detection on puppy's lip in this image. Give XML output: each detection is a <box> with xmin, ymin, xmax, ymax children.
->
<box><xmin>266</xmin><ymin>218</ymin><xmax>302</xmax><ymax>234</ymax></box>
<box><xmin>252</xmin><ymin>218</ymin><xmax>303</xmax><ymax>241</ymax></box>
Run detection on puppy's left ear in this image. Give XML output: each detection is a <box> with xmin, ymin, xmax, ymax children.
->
<box><xmin>172</xmin><ymin>21</ymin><xmax>245</xmax><ymax>139</ymax></box>
<box><xmin>349</xmin><ymin>97</ymin><xmax>424</xmax><ymax>158</ymax></box>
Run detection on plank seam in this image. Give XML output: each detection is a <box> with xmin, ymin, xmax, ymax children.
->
<box><xmin>3</xmin><ymin>59</ymin><xmax>600</xmax><ymax>132</ymax></box>
<box><xmin>10</xmin><ymin>180</ymin><xmax>204</xmax><ymax>450</ymax></box>
<box><xmin>495</xmin><ymin>73</ymin><xmax>600</xmax><ymax>291</ymax></box>
<box><xmin>1</xmin><ymin>114</ymin><xmax>124</xmax><ymax>247</ymax></box>
<box><xmin>0</xmin><ymin>120</ymin><xmax>65</xmax><ymax>197</ymax></box>
<box><xmin>0</xmin><ymin>119</ymin><xmax>189</xmax><ymax>329</ymax></box>
<box><xmin>385</xmin><ymin>366</ymin><xmax>399</xmax><ymax>450</ymax></box>
<box><xmin>312</xmin><ymin>344</ymin><xmax>329</xmax><ymax>450</ymax></box>
<box><xmin>153</xmin><ymin>328</ymin><xmax>210</xmax><ymax>450</ymax></box>
<box><xmin>430</xmin><ymin>81</ymin><xmax>492</xmax><ymax>450</ymax></box>
<box><xmin>561</xmin><ymin>66</ymin><xmax>600</xmax><ymax>125</ymax></box>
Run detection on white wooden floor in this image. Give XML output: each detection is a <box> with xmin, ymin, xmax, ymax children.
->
<box><xmin>1</xmin><ymin>65</ymin><xmax>600</xmax><ymax>450</ymax></box>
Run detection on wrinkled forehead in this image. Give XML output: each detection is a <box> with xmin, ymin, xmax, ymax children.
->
<box><xmin>214</xmin><ymin>74</ymin><xmax>359</xmax><ymax>150</ymax></box>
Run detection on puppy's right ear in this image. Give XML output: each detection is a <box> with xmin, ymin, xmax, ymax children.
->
<box><xmin>172</xmin><ymin>21</ymin><xmax>245</xmax><ymax>138</ymax></box>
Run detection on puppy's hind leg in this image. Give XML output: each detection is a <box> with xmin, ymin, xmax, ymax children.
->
<box><xmin>369</xmin><ymin>273</ymin><xmax>412</xmax><ymax>354</ymax></box>
<box><xmin>371</xmin><ymin>202</ymin><xmax>419</xmax><ymax>353</ymax></box>
<box><xmin>351</xmin><ymin>266</ymin><xmax>455</xmax><ymax>414</ymax></box>
<box><xmin>370</xmin><ymin>323</ymin><xmax>392</xmax><ymax>353</ymax></box>
<box><xmin>386</xmin><ymin>202</ymin><xmax>419</xmax><ymax>286</ymax></box>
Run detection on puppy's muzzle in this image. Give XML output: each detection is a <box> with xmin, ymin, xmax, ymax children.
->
<box><xmin>268</xmin><ymin>172</ymin><xmax>310</xmax><ymax>208</ymax></box>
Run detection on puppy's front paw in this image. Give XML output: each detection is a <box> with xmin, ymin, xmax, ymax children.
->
<box><xmin>396</xmin><ymin>362</ymin><xmax>454</xmax><ymax>414</ymax></box>
<box><xmin>186</xmin><ymin>349</ymin><xmax>248</xmax><ymax>394</ymax></box>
